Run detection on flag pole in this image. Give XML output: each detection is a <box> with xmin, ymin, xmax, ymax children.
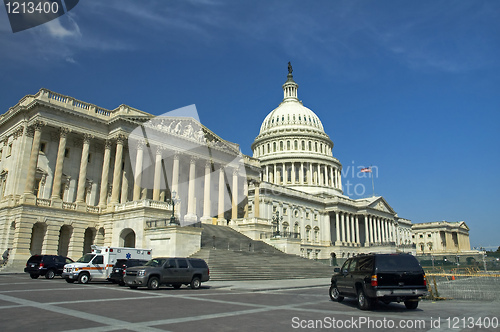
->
<box><xmin>370</xmin><ymin>165</ymin><xmax>375</xmax><ymax>197</ymax></box>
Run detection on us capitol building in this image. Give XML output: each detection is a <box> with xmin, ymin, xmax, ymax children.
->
<box><xmin>0</xmin><ymin>65</ymin><xmax>471</xmax><ymax>269</ymax></box>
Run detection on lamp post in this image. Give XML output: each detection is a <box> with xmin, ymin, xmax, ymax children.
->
<box><xmin>168</xmin><ymin>191</ymin><xmax>180</xmax><ymax>225</ymax></box>
<box><xmin>272</xmin><ymin>211</ymin><xmax>283</xmax><ymax>238</ymax></box>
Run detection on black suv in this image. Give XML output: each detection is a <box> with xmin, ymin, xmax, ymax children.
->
<box><xmin>329</xmin><ymin>253</ymin><xmax>428</xmax><ymax>310</ymax></box>
<box><xmin>25</xmin><ymin>255</ymin><xmax>74</xmax><ymax>279</ymax></box>
<box><xmin>108</xmin><ymin>259</ymin><xmax>149</xmax><ymax>286</ymax></box>
<box><xmin>123</xmin><ymin>257</ymin><xmax>210</xmax><ymax>290</ymax></box>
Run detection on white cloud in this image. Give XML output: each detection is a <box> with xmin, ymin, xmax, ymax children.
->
<box><xmin>44</xmin><ymin>15</ymin><xmax>81</xmax><ymax>39</ymax></box>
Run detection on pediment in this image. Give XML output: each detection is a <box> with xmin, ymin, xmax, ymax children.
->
<box><xmin>366</xmin><ymin>197</ymin><xmax>396</xmax><ymax>214</ymax></box>
<box><xmin>137</xmin><ymin>116</ymin><xmax>240</xmax><ymax>154</ymax></box>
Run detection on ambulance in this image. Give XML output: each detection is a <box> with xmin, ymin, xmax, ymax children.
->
<box><xmin>62</xmin><ymin>245</ymin><xmax>152</xmax><ymax>284</ymax></box>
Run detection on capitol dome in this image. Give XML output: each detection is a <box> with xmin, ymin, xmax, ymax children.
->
<box><xmin>258</xmin><ymin>78</ymin><xmax>325</xmax><ymax>135</ymax></box>
<box><xmin>252</xmin><ymin>64</ymin><xmax>343</xmax><ymax>196</ymax></box>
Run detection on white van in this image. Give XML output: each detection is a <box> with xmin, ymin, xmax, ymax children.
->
<box><xmin>62</xmin><ymin>245</ymin><xmax>152</xmax><ymax>284</ymax></box>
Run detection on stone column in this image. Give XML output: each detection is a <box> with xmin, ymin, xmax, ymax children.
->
<box><xmin>341</xmin><ymin>212</ymin><xmax>346</xmax><ymax>243</ymax></box>
<box><xmin>76</xmin><ymin>134</ymin><xmax>93</xmax><ymax>203</ymax></box>
<box><xmin>254</xmin><ymin>181</ymin><xmax>260</xmax><ymax>219</ymax></box>
<box><xmin>231</xmin><ymin>167</ymin><xmax>239</xmax><ymax>220</ymax></box>
<box><xmin>350</xmin><ymin>214</ymin><xmax>356</xmax><ymax>243</ymax></box>
<box><xmin>282</xmin><ymin>162</ymin><xmax>286</xmax><ymax>184</ymax></box>
<box><xmin>201</xmin><ymin>160</ymin><xmax>212</xmax><ymax>223</ymax></box>
<box><xmin>186</xmin><ymin>157</ymin><xmax>197</xmax><ymax>218</ymax></box>
<box><xmin>153</xmin><ymin>147</ymin><xmax>163</xmax><ymax>201</ymax></box>
<box><xmin>274</xmin><ymin>164</ymin><xmax>277</xmax><ymax>184</ymax></box>
<box><xmin>369</xmin><ymin>216</ymin><xmax>374</xmax><ymax>243</ymax></box>
<box><xmin>51</xmin><ymin>128</ymin><xmax>70</xmax><ymax>200</ymax></box>
<box><xmin>364</xmin><ymin>215</ymin><xmax>370</xmax><ymax>246</ymax></box>
<box><xmin>24</xmin><ymin>121</ymin><xmax>44</xmax><ymax>197</ymax></box>
<box><xmin>110</xmin><ymin>135</ymin><xmax>125</xmax><ymax>204</ymax></box>
<box><xmin>299</xmin><ymin>162</ymin><xmax>304</xmax><ymax>185</ymax></box>
<box><xmin>355</xmin><ymin>215</ymin><xmax>360</xmax><ymax>245</ymax></box>
<box><xmin>291</xmin><ymin>162</ymin><xmax>295</xmax><ymax>184</ymax></box>
<box><xmin>243</xmin><ymin>180</ymin><xmax>248</xmax><ymax>218</ymax></box>
<box><xmin>377</xmin><ymin>217</ymin><xmax>382</xmax><ymax>243</ymax></box>
<box><xmin>99</xmin><ymin>140</ymin><xmax>112</xmax><ymax>207</ymax></box>
<box><xmin>171</xmin><ymin>152</ymin><xmax>180</xmax><ymax>194</ymax></box>
<box><xmin>338</xmin><ymin>169</ymin><xmax>342</xmax><ymax>190</ymax></box>
<box><xmin>307</xmin><ymin>163</ymin><xmax>313</xmax><ymax>184</ymax></box>
<box><xmin>133</xmin><ymin>140</ymin><xmax>145</xmax><ymax>201</ymax></box>
<box><xmin>330</xmin><ymin>166</ymin><xmax>335</xmax><ymax>188</ymax></box>
<box><xmin>335</xmin><ymin>212</ymin><xmax>341</xmax><ymax>245</ymax></box>
<box><xmin>347</xmin><ymin>214</ymin><xmax>352</xmax><ymax>244</ymax></box>
<box><xmin>217</xmin><ymin>167</ymin><xmax>225</xmax><ymax>221</ymax></box>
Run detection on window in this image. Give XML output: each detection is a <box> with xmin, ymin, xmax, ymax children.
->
<box><xmin>280</xmin><ymin>141</ymin><xmax>283</xmax><ymax>151</ymax></box>
<box><xmin>287</xmin><ymin>141</ymin><xmax>290</xmax><ymax>150</ymax></box>
<box><xmin>356</xmin><ymin>257</ymin><xmax>373</xmax><ymax>273</ymax></box>
<box><xmin>301</xmin><ymin>141</ymin><xmax>305</xmax><ymax>150</ymax></box>
<box><xmin>177</xmin><ymin>259</ymin><xmax>188</xmax><ymax>269</ymax></box>
<box><xmin>93</xmin><ymin>256</ymin><xmax>104</xmax><ymax>265</ymax></box>
<box><xmin>40</xmin><ymin>142</ymin><xmax>47</xmax><ymax>153</ymax></box>
<box><xmin>88</xmin><ymin>153</ymin><xmax>92</xmax><ymax>163</ymax></box>
<box><xmin>7</xmin><ymin>143</ymin><xmax>12</xmax><ymax>157</ymax></box>
<box><xmin>64</xmin><ymin>148</ymin><xmax>70</xmax><ymax>158</ymax></box>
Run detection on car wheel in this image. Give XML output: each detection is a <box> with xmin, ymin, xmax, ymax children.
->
<box><xmin>65</xmin><ymin>278</ymin><xmax>75</xmax><ymax>283</ymax></box>
<box><xmin>190</xmin><ymin>276</ymin><xmax>201</xmax><ymax>289</ymax></box>
<box><xmin>78</xmin><ymin>273</ymin><xmax>90</xmax><ymax>284</ymax></box>
<box><xmin>357</xmin><ymin>288</ymin><xmax>372</xmax><ymax>310</ymax></box>
<box><xmin>329</xmin><ymin>285</ymin><xmax>344</xmax><ymax>302</ymax></box>
<box><xmin>30</xmin><ymin>274</ymin><xmax>39</xmax><ymax>279</ymax></box>
<box><xmin>148</xmin><ymin>277</ymin><xmax>160</xmax><ymax>290</ymax></box>
<box><xmin>172</xmin><ymin>283</ymin><xmax>182</xmax><ymax>289</ymax></box>
<box><xmin>118</xmin><ymin>281</ymin><xmax>125</xmax><ymax>286</ymax></box>
<box><xmin>45</xmin><ymin>269</ymin><xmax>56</xmax><ymax>279</ymax></box>
<box><xmin>404</xmin><ymin>300</ymin><xmax>419</xmax><ymax>310</ymax></box>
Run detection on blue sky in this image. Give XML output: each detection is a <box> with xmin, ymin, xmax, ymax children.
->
<box><xmin>0</xmin><ymin>0</ymin><xmax>499</xmax><ymax>249</ymax></box>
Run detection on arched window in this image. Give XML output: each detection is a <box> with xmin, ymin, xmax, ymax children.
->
<box><xmin>294</xmin><ymin>140</ymin><xmax>298</xmax><ymax>150</ymax></box>
<box><xmin>273</xmin><ymin>142</ymin><xmax>276</xmax><ymax>152</ymax></box>
<box><xmin>306</xmin><ymin>226</ymin><xmax>311</xmax><ymax>241</ymax></box>
<box><xmin>280</xmin><ymin>141</ymin><xmax>283</xmax><ymax>151</ymax></box>
<box><xmin>301</xmin><ymin>141</ymin><xmax>305</xmax><ymax>150</ymax></box>
<box><xmin>287</xmin><ymin>141</ymin><xmax>290</xmax><ymax>150</ymax></box>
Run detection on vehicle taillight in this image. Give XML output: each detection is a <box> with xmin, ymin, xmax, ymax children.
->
<box><xmin>423</xmin><ymin>274</ymin><xmax>427</xmax><ymax>286</ymax></box>
<box><xmin>208</xmin><ymin>268</ymin><xmax>210</xmax><ymax>276</ymax></box>
<box><xmin>122</xmin><ymin>269</ymin><xmax>126</xmax><ymax>275</ymax></box>
<box><xmin>371</xmin><ymin>274</ymin><xmax>378</xmax><ymax>287</ymax></box>
<box><xmin>39</xmin><ymin>263</ymin><xmax>44</xmax><ymax>269</ymax></box>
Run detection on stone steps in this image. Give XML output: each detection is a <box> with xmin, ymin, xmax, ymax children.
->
<box><xmin>191</xmin><ymin>224</ymin><xmax>334</xmax><ymax>281</ymax></box>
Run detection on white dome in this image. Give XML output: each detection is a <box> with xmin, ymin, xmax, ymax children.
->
<box><xmin>259</xmin><ymin>100</ymin><xmax>325</xmax><ymax>135</ymax></box>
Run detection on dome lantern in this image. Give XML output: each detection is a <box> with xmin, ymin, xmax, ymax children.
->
<box><xmin>283</xmin><ymin>62</ymin><xmax>299</xmax><ymax>102</ymax></box>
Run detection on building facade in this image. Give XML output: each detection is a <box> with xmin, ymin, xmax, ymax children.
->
<box><xmin>1</xmin><ymin>66</ymin><xmax>471</xmax><ymax>269</ymax></box>
<box><xmin>412</xmin><ymin>221</ymin><xmax>471</xmax><ymax>255</ymax></box>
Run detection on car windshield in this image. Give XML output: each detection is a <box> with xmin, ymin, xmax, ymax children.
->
<box><xmin>77</xmin><ymin>254</ymin><xmax>95</xmax><ymax>263</ymax></box>
<box><xmin>376</xmin><ymin>255</ymin><xmax>422</xmax><ymax>272</ymax></box>
<box><xmin>144</xmin><ymin>258</ymin><xmax>166</xmax><ymax>267</ymax></box>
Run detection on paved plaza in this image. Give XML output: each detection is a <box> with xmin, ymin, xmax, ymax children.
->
<box><xmin>0</xmin><ymin>274</ymin><xmax>499</xmax><ymax>332</ymax></box>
